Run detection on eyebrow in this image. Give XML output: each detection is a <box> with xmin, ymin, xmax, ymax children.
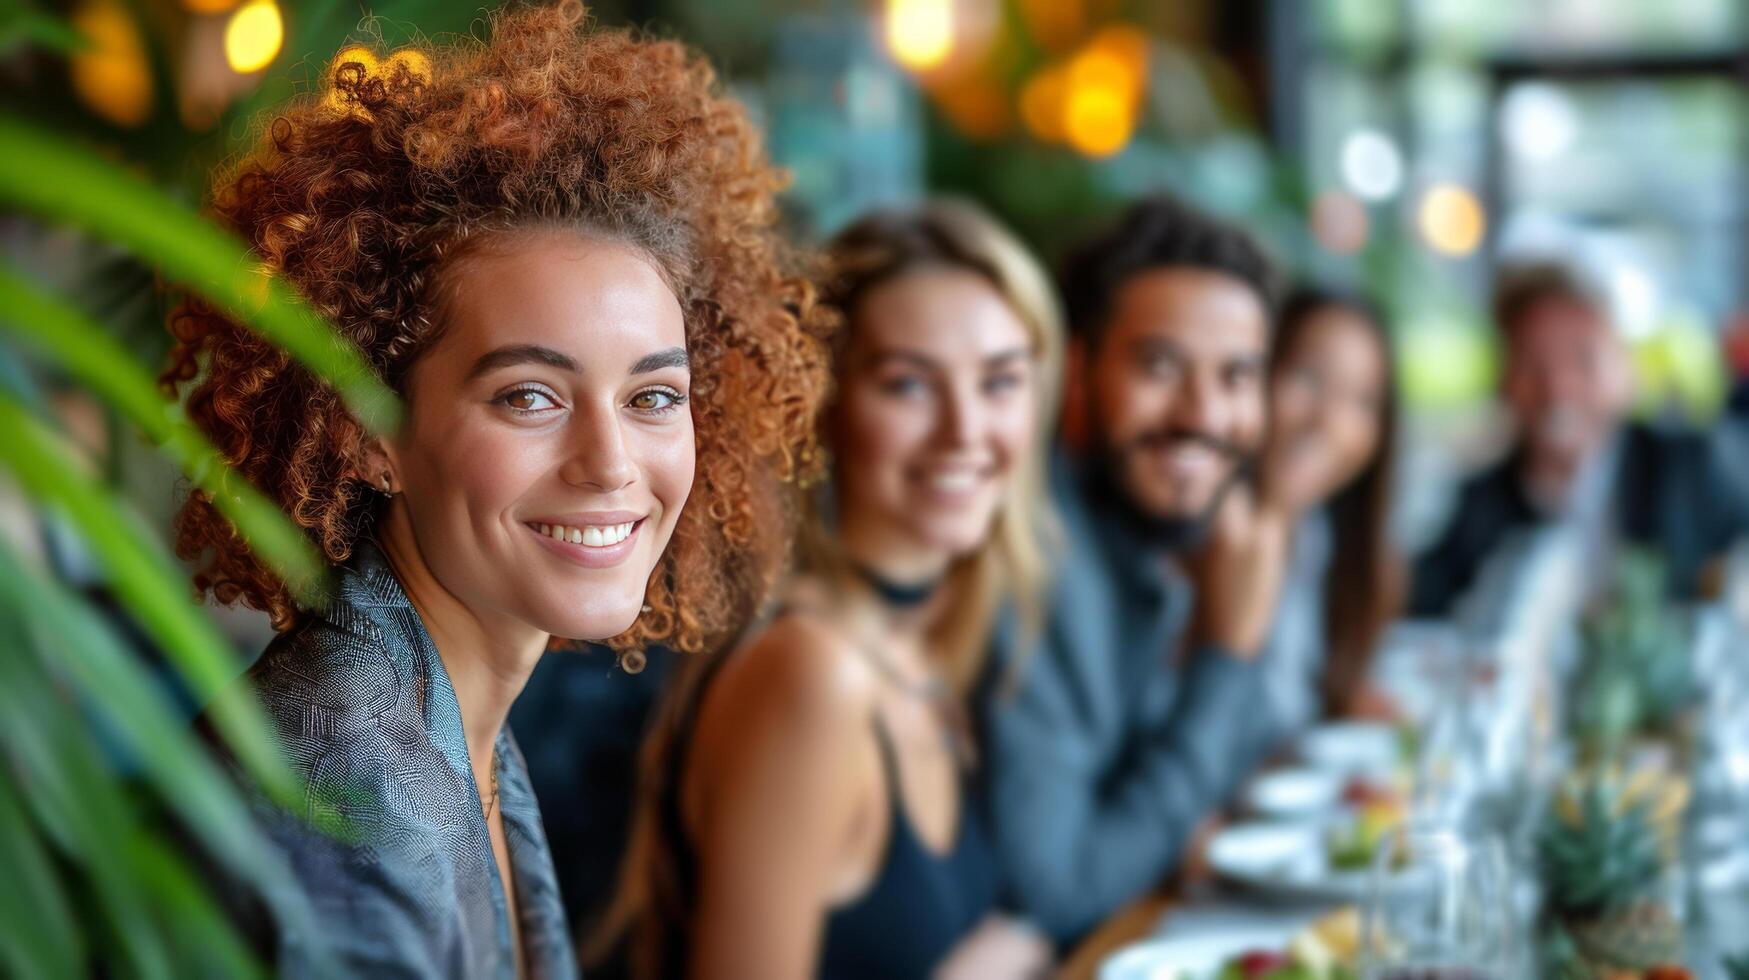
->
<box><xmin>465</xmin><ymin>343</ymin><xmax>689</xmax><ymax>381</ymax></box>
<box><xmin>629</xmin><ymin>347</ymin><xmax>690</xmax><ymax>376</ymax></box>
<box><xmin>1130</xmin><ymin>336</ymin><xmax>1265</xmax><ymax>368</ymax></box>
<box><xmin>466</xmin><ymin>344</ymin><xmax>578</xmax><ymax>380</ymax></box>
<box><xmin>1129</xmin><ymin>336</ymin><xmax>1188</xmax><ymax>361</ymax></box>
<box><xmin>865</xmin><ymin>346</ymin><xmax>1033</xmax><ymax>369</ymax></box>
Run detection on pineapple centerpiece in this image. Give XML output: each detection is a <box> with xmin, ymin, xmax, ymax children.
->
<box><xmin>1567</xmin><ymin>551</ymin><xmax>1697</xmax><ymax>768</ymax></box>
<box><xmin>1537</xmin><ymin>770</ymin><xmax>1691</xmax><ymax>979</ymax></box>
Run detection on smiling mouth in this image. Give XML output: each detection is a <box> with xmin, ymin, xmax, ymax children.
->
<box><xmin>526</xmin><ymin>520</ymin><xmax>640</xmax><ymax>548</ymax></box>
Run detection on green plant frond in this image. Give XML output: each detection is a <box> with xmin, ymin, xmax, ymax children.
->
<box><xmin>0</xmin><ymin>263</ymin><xmax>329</xmax><ymax>606</ymax></box>
<box><xmin>0</xmin><ymin>620</ymin><xmax>172</xmax><ymax>980</ymax></box>
<box><xmin>0</xmin><ymin>0</ymin><xmax>85</xmax><ymax>56</ymax></box>
<box><xmin>0</xmin><ymin>113</ymin><xmax>401</xmax><ymax>435</ymax></box>
<box><xmin>0</xmin><ymin>764</ymin><xmax>83</xmax><ymax>980</ymax></box>
<box><xmin>0</xmin><ymin>542</ymin><xmax>315</xmax><ymax>915</ymax></box>
<box><xmin>127</xmin><ymin>834</ymin><xmax>271</xmax><ymax>980</ymax></box>
<box><xmin>0</xmin><ymin>391</ymin><xmax>295</xmax><ymax>806</ymax></box>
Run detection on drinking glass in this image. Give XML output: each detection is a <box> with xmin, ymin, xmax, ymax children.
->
<box><xmin>1359</xmin><ymin>824</ymin><xmax>1516</xmax><ymax>980</ymax></box>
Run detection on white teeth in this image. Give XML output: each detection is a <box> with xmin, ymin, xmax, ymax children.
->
<box><xmin>530</xmin><ymin>521</ymin><xmax>636</xmax><ymax>547</ymax></box>
<box><xmin>928</xmin><ymin>472</ymin><xmax>979</xmax><ymax>493</ymax></box>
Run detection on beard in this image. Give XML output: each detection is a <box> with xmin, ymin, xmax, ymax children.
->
<box><xmin>1089</xmin><ymin>426</ymin><xmax>1254</xmax><ymax>554</ymax></box>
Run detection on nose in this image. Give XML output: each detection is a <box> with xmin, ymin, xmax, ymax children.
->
<box><xmin>1169</xmin><ymin>367</ymin><xmax>1229</xmax><ymax>438</ymax></box>
<box><xmin>559</xmin><ymin>402</ymin><xmax>638</xmax><ymax>493</ymax></box>
<box><xmin>934</xmin><ymin>380</ymin><xmax>983</xmax><ymax>450</ymax></box>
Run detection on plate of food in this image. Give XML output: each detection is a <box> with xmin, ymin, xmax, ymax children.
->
<box><xmin>1299</xmin><ymin>721</ymin><xmax>1404</xmax><ymax>776</ymax></box>
<box><xmin>1245</xmin><ymin>768</ymin><xmax>1343</xmax><ymax>820</ymax></box>
<box><xmin>1099</xmin><ymin>908</ymin><xmax>1361</xmax><ymax>980</ymax></box>
<box><xmin>1208</xmin><ymin>799</ymin><xmax>1407</xmax><ymax>903</ymax></box>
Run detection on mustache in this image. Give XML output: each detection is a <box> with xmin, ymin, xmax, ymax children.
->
<box><xmin>1118</xmin><ymin>427</ymin><xmax>1247</xmax><ymax>460</ymax></box>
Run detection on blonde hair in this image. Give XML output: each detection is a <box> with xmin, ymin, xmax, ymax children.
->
<box><xmin>812</xmin><ymin>197</ymin><xmax>1063</xmax><ymax>691</ymax></box>
<box><xmin>591</xmin><ymin>201</ymin><xmax>1062</xmax><ymax>975</ymax></box>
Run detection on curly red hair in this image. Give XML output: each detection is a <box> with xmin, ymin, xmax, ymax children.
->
<box><xmin>163</xmin><ymin>0</ymin><xmax>831</xmax><ymax>657</ymax></box>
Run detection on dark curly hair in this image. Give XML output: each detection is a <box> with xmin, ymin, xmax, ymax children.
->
<box><xmin>162</xmin><ymin>0</ymin><xmax>832</xmax><ymax>657</ymax></box>
<box><xmin>1060</xmin><ymin>194</ymin><xmax>1279</xmax><ymax>346</ymax></box>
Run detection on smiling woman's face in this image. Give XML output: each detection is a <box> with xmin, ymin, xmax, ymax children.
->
<box><xmin>834</xmin><ymin>267</ymin><xmax>1037</xmax><ymax>563</ymax></box>
<box><xmin>381</xmin><ymin>231</ymin><xmax>695</xmax><ymax>642</ymax></box>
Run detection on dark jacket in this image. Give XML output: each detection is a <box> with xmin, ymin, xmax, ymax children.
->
<box><xmin>977</xmin><ymin>457</ymin><xmax>1268</xmax><ymax>944</ymax></box>
<box><xmin>510</xmin><ymin>643</ymin><xmax>677</xmax><ymax>947</ymax></box>
<box><xmin>1411</xmin><ymin>422</ymin><xmax>1749</xmax><ymax>617</ymax></box>
<box><xmin>236</xmin><ymin>540</ymin><xmax>578</xmax><ymax>979</ymax></box>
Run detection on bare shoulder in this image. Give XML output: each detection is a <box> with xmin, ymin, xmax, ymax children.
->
<box><xmin>684</xmin><ymin>605</ymin><xmax>882</xmax><ymax>830</ymax></box>
<box><xmin>699</xmin><ymin>607</ymin><xmax>879</xmax><ymax>738</ymax></box>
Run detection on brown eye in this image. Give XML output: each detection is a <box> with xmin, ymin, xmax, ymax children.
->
<box><xmin>495</xmin><ymin>386</ymin><xmax>559</xmax><ymax>413</ymax></box>
<box><xmin>630</xmin><ymin>387</ymin><xmax>686</xmax><ymax>413</ymax></box>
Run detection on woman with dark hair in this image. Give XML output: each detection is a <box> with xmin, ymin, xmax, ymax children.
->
<box><xmin>1266</xmin><ymin>288</ymin><xmax>1403</xmax><ymax>724</ymax></box>
<box><xmin>165</xmin><ymin>3</ymin><xmax>829</xmax><ymax>975</ymax></box>
<box><xmin>1199</xmin><ymin>287</ymin><xmax>1402</xmax><ymax>743</ymax></box>
<box><xmin>599</xmin><ymin>201</ymin><xmax>1062</xmax><ymax>980</ymax></box>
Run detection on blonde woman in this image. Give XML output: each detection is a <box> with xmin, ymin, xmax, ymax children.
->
<box><xmin>601</xmin><ymin>201</ymin><xmax>1062</xmax><ymax>979</ymax></box>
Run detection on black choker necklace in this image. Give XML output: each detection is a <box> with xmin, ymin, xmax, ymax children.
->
<box><xmin>853</xmin><ymin>564</ymin><xmax>942</xmax><ymax>609</ymax></box>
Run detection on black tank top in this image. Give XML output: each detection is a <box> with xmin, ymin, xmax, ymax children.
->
<box><xmin>815</xmin><ymin>717</ymin><xmax>1001</xmax><ymax>979</ymax></box>
<box><xmin>665</xmin><ymin>635</ymin><xmax>1002</xmax><ymax>979</ymax></box>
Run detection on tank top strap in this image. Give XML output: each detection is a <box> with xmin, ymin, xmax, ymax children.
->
<box><xmin>867</xmin><ymin>712</ymin><xmax>906</xmax><ymax>819</ymax></box>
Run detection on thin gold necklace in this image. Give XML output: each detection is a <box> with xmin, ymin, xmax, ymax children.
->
<box><xmin>481</xmin><ymin>752</ymin><xmax>501</xmax><ymax>820</ymax></box>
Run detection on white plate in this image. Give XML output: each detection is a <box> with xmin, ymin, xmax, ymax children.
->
<box><xmin>1245</xmin><ymin>767</ymin><xmax>1342</xmax><ymax>819</ymax></box>
<box><xmin>1299</xmin><ymin>721</ymin><xmax>1400</xmax><ymax>776</ymax></box>
<box><xmin>1206</xmin><ymin>820</ymin><xmax>1375</xmax><ymax>904</ymax></box>
<box><xmin>1098</xmin><ymin>931</ymin><xmax>1286</xmax><ymax>980</ymax></box>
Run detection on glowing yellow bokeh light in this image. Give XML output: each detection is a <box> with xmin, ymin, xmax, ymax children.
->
<box><xmin>1418</xmin><ymin>184</ymin><xmax>1487</xmax><ymax>257</ymax></box>
<box><xmin>1063</xmin><ymin>83</ymin><xmax>1132</xmax><ymax>158</ymax></box>
<box><xmin>331</xmin><ymin>44</ymin><xmax>381</xmax><ymax>73</ymax></box>
<box><xmin>1068</xmin><ymin>48</ymin><xmax>1131</xmax><ymax>96</ymax></box>
<box><xmin>886</xmin><ymin>0</ymin><xmax>954</xmax><ymax>73</ymax></box>
<box><xmin>322</xmin><ymin>45</ymin><xmax>434</xmax><ymax>115</ymax></box>
<box><xmin>1061</xmin><ymin>42</ymin><xmax>1139</xmax><ymax>158</ymax></box>
<box><xmin>1088</xmin><ymin>23</ymin><xmax>1148</xmax><ymax>98</ymax></box>
<box><xmin>70</xmin><ymin>0</ymin><xmax>153</xmax><ymax>128</ymax></box>
<box><xmin>386</xmin><ymin>49</ymin><xmax>432</xmax><ymax>83</ymax></box>
<box><xmin>225</xmin><ymin>0</ymin><xmax>284</xmax><ymax>75</ymax></box>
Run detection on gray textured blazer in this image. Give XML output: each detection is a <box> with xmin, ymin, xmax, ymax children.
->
<box><xmin>239</xmin><ymin>540</ymin><xmax>578</xmax><ymax>979</ymax></box>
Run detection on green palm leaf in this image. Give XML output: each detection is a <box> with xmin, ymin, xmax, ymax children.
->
<box><xmin>0</xmin><ymin>541</ymin><xmax>315</xmax><ymax>928</ymax></box>
<box><xmin>0</xmin><ymin>628</ymin><xmax>176</xmax><ymax>980</ymax></box>
<box><xmin>0</xmin><ymin>263</ymin><xmax>327</xmax><ymax>604</ymax></box>
<box><xmin>0</xmin><ymin>113</ymin><xmax>400</xmax><ymax>436</ymax></box>
<box><xmin>0</xmin><ymin>764</ymin><xmax>82</xmax><ymax>980</ymax></box>
<box><xmin>0</xmin><ymin>392</ymin><xmax>294</xmax><ymax>805</ymax></box>
<box><xmin>0</xmin><ymin>618</ymin><xmax>263</xmax><ymax>979</ymax></box>
<box><xmin>0</xmin><ymin>0</ymin><xmax>84</xmax><ymax>56</ymax></box>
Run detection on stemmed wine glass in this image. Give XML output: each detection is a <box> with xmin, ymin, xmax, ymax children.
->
<box><xmin>1359</xmin><ymin>823</ymin><xmax>1516</xmax><ymax>980</ymax></box>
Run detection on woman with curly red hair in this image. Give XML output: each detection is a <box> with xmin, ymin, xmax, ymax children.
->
<box><xmin>165</xmin><ymin>2</ymin><xmax>828</xmax><ymax>975</ymax></box>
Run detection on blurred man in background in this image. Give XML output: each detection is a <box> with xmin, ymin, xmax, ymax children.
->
<box><xmin>1411</xmin><ymin>262</ymin><xmax>1748</xmax><ymax>617</ymax></box>
<box><xmin>978</xmin><ymin>196</ymin><xmax>1284</xmax><ymax>945</ymax></box>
